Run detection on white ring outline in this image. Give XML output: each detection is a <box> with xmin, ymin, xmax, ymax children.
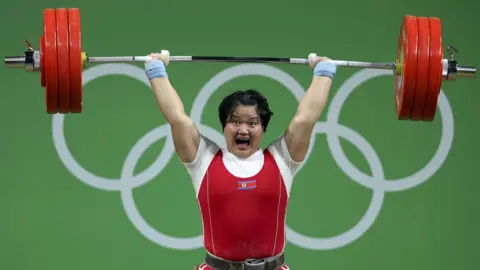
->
<box><xmin>52</xmin><ymin>64</ymin><xmax>176</xmax><ymax>191</ymax></box>
<box><xmin>120</xmin><ymin>123</ymin><xmax>226</xmax><ymax>250</ymax></box>
<box><xmin>326</xmin><ymin>69</ymin><xmax>454</xmax><ymax>192</ymax></box>
<box><xmin>51</xmin><ymin>63</ymin><xmax>454</xmax><ymax>251</ymax></box>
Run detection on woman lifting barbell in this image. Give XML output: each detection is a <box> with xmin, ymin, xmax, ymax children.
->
<box><xmin>144</xmin><ymin>50</ymin><xmax>336</xmax><ymax>270</ymax></box>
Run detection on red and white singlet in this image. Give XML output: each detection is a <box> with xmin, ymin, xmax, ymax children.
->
<box><xmin>183</xmin><ymin>135</ymin><xmax>302</xmax><ymax>268</ymax></box>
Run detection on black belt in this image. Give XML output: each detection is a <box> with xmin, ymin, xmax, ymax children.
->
<box><xmin>205</xmin><ymin>252</ymin><xmax>285</xmax><ymax>270</ymax></box>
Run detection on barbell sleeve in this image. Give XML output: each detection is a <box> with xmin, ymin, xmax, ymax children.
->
<box><xmin>4</xmin><ymin>56</ymin><xmax>27</xmax><ymax>68</ymax></box>
<box><xmin>454</xmin><ymin>65</ymin><xmax>476</xmax><ymax>78</ymax></box>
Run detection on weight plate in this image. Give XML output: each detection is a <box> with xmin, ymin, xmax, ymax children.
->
<box><xmin>44</xmin><ymin>9</ymin><xmax>58</xmax><ymax>114</ymax></box>
<box><xmin>423</xmin><ymin>17</ymin><xmax>443</xmax><ymax>121</ymax></box>
<box><xmin>55</xmin><ymin>8</ymin><xmax>71</xmax><ymax>113</ymax></box>
<box><xmin>395</xmin><ymin>15</ymin><xmax>418</xmax><ymax>120</ymax></box>
<box><xmin>68</xmin><ymin>8</ymin><xmax>83</xmax><ymax>113</ymax></box>
<box><xmin>410</xmin><ymin>16</ymin><xmax>430</xmax><ymax>120</ymax></box>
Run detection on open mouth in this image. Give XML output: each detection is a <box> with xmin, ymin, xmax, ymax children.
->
<box><xmin>235</xmin><ymin>137</ymin><xmax>250</xmax><ymax>149</ymax></box>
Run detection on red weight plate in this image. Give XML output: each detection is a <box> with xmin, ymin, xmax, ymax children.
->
<box><xmin>410</xmin><ymin>17</ymin><xmax>430</xmax><ymax>120</ymax></box>
<box><xmin>68</xmin><ymin>8</ymin><xmax>83</xmax><ymax>113</ymax></box>
<box><xmin>395</xmin><ymin>15</ymin><xmax>418</xmax><ymax>120</ymax></box>
<box><xmin>44</xmin><ymin>9</ymin><xmax>58</xmax><ymax>114</ymax></box>
<box><xmin>55</xmin><ymin>8</ymin><xmax>71</xmax><ymax>113</ymax></box>
<box><xmin>423</xmin><ymin>17</ymin><xmax>443</xmax><ymax>121</ymax></box>
<box><xmin>40</xmin><ymin>35</ymin><xmax>46</xmax><ymax>87</ymax></box>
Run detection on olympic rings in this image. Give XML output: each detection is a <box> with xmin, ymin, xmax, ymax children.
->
<box><xmin>52</xmin><ymin>63</ymin><xmax>454</xmax><ymax>251</ymax></box>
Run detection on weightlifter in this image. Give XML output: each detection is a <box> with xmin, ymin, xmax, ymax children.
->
<box><xmin>144</xmin><ymin>50</ymin><xmax>337</xmax><ymax>270</ymax></box>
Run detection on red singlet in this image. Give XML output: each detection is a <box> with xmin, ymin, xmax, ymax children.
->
<box><xmin>183</xmin><ymin>135</ymin><xmax>302</xmax><ymax>264</ymax></box>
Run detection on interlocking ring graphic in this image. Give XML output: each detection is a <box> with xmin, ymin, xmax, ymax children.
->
<box><xmin>52</xmin><ymin>63</ymin><xmax>454</xmax><ymax>251</ymax></box>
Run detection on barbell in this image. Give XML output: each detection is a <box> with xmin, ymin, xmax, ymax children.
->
<box><xmin>4</xmin><ymin>8</ymin><xmax>476</xmax><ymax>121</ymax></box>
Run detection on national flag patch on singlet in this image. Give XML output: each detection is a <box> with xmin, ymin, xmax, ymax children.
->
<box><xmin>237</xmin><ymin>180</ymin><xmax>256</xmax><ymax>190</ymax></box>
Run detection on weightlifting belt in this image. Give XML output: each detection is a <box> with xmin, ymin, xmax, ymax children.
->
<box><xmin>205</xmin><ymin>252</ymin><xmax>285</xmax><ymax>270</ymax></box>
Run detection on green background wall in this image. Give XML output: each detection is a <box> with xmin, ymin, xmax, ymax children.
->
<box><xmin>1</xmin><ymin>0</ymin><xmax>479</xmax><ymax>269</ymax></box>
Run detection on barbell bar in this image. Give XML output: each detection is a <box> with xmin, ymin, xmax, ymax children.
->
<box><xmin>3</xmin><ymin>8</ymin><xmax>477</xmax><ymax>121</ymax></box>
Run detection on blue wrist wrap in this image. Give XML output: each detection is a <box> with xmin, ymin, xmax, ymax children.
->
<box><xmin>145</xmin><ymin>59</ymin><xmax>168</xmax><ymax>80</ymax></box>
<box><xmin>313</xmin><ymin>61</ymin><xmax>337</xmax><ymax>79</ymax></box>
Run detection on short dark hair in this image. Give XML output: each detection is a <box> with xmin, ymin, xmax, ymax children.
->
<box><xmin>218</xmin><ymin>89</ymin><xmax>274</xmax><ymax>132</ymax></box>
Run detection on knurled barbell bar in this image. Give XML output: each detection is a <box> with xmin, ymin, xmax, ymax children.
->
<box><xmin>3</xmin><ymin>8</ymin><xmax>476</xmax><ymax>121</ymax></box>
